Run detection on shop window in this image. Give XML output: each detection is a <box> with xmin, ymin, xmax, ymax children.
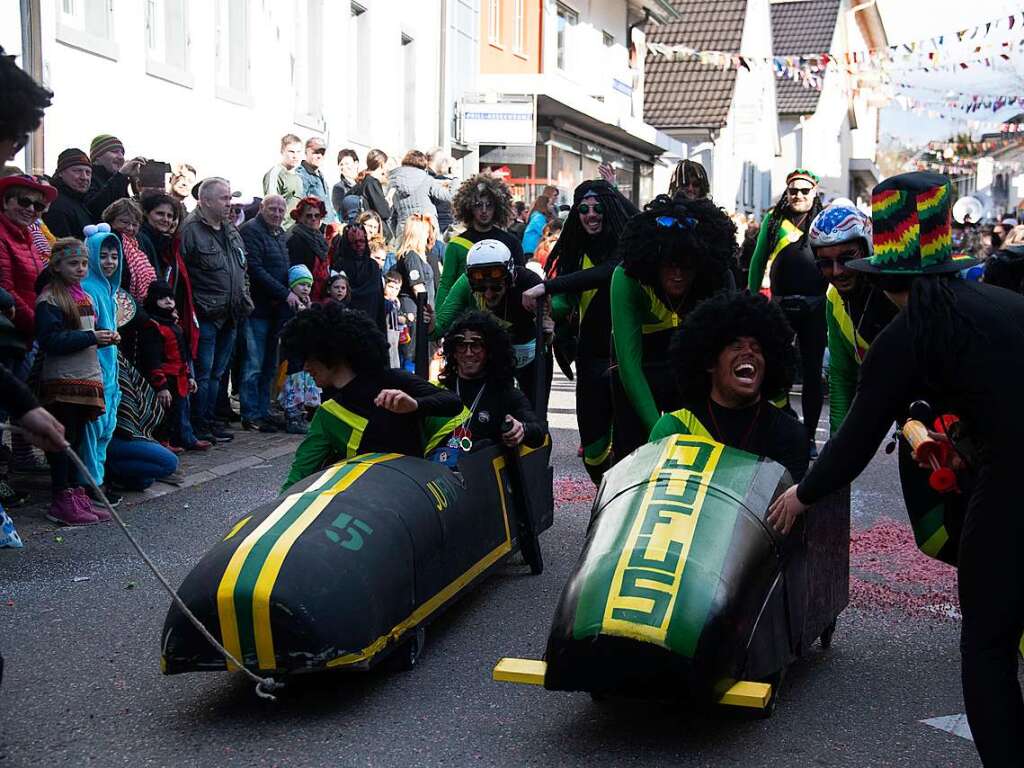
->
<box><xmin>146</xmin><ymin>0</ymin><xmax>193</xmax><ymax>88</ymax></box>
<box><xmin>56</xmin><ymin>0</ymin><xmax>118</xmax><ymax>60</ymax></box>
<box><xmin>556</xmin><ymin>3</ymin><xmax>577</xmax><ymax>71</ymax></box>
<box><xmin>294</xmin><ymin>0</ymin><xmax>325</xmax><ymax>129</ymax></box>
<box><xmin>215</xmin><ymin>0</ymin><xmax>249</xmax><ymax>105</ymax></box>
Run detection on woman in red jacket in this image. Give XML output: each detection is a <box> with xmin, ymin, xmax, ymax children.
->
<box><xmin>0</xmin><ymin>175</ymin><xmax>54</xmax><ymax>344</ymax></box>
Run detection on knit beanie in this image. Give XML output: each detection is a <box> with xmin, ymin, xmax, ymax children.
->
<box><xmin>288</xmin><ymin>264</ymin><xmax>314</xmax><ymax>288</ymax></box>
<box><xmin>49</xmin><ymin>237</ymin><xmax>87</xmax><ymax>265</ymax></box>
<box><xmin>785</xmin><ymin>168</ymin><xmax>820</xmax><ymax>187</ymax></box>
<box><xmin>55</xmin><ymin>148</ymin><xmax>91</xmax><ymax>176</ymax></box>
<box><xmin>90</xmin><ymin>134</ymin><xmax>124</xmax><ymax>161</ymax></box>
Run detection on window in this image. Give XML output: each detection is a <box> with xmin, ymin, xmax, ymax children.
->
<box><xmin>215</xmin><ymin>0</ymin><xmax>249</xmax><ymax>104</ymax></box>
<box><xmin>402</xmin><ymin>34</ymin><xmax>416</xmax><ymax>150</ymax></box>
<box><xmin>294</xmin><ymin>0</ymin><xmax>325</xmax><ymax>128</ymax></box>
<box><xmin>349</xmin><ymin>2</ymin><xmax>370</xmax><ymax>139</ymax></box>
<box><xmin>488</xmin><ymin>0</ymin><xmax>501</xmax><ymax>46</ymax></box>
<box><xmin>602</xmin><ymin>30</ymin><xmax>614</xmax><ymax>48</ymax></box>
<box><xmin>556</xmin><ymin>3</ymin><xmax>577</xmax><ymax>71</ymax></box>
<box><xmin>145</xmin><ymin>0</ymin><xmax>192</xmax><ymax>87</ymax></box>
<box><xmin>56</xmin><ymin>0</ymin><xmax>118</xmax><ymax>60</ymax></box>
<box><xmin>513</xmin><ymin>0</ymin><xmax>525</xmax><ymax>54</ymax></box>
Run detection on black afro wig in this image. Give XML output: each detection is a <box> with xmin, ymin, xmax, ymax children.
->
<box><xmin>439</xmin><ymin>310</ymin><xmax>516</xmax><ymax>388</ymax></box>
<box><xmin>452</xmin><ymin>173</ymin><xmax>514</xmax><ymax>230</ymax></box>
<box><xmin>279</xmin><ymin>302</ymin><xmax>389</xmax><ymax>373</ymax></box>
<box><xmin>670</xmin><ymin>291</ymin><xmax>796</xmax><ymax>402</ymax></box>
<box><xmin>619</xmin><ymin>194</ymin><xmax>736</xmax><ymax>295</ymax></box>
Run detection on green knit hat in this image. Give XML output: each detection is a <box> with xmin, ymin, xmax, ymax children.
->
<box><xmin>848</xmin><ymin>171</ymin><xmax>978</xmax><ymax>275</ymax></box>
<box><xmin>89</xmin><ymin>134</ymin><xmax>124</xmax><ymax>161</ymax></box>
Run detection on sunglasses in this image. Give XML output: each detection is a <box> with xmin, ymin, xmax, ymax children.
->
<box><xmin>578</xmin><ymin>202</ymin><xmax>604</xmax><ymax>215</ymax></box>
<box><xmin>472</xmin><ymin>199</ymin><xmax>495</xmax><ymax>210</ymax></box>
<box><xmin>655</xmin><ymin>215</ymin><xmax>697</xmax><ymax>230</ymax></box>
<box><xmin>469</xmin><ymin>280</ymin><xmax>506</xmax><ymax>294</ymax></box>
<box><xmin>787</xmin><ymin>187</ymin><xmax>814</xmax><ymax>197</ymax></box>
<box><xmin>453</xmin><ymin>339</ymin><xmax>486</xmax><ymax>353</ymax></box>
<box><xmin>14</xmin><ymin>196</ymin><xmax>47</xmax><ymax>213</ymax></box>
<box><xmin>310</xmin><ymin>147</ymin><xmax>327</xmax><ymax>155</ymax></box>
<box><xmin>302</xmin><ymin>210</ymin><xmax>324</xmax><ymax>219</ymax></box>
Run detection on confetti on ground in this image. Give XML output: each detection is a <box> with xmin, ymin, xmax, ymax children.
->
<box><xmin>849</xmin><ymin>517</ymin><xmax>960</xmax><ymax>620</ymax></box>
<box><xmin>554</xmin><ymin>477</ymin><xmax>595</xmax><ymax>506</ymax></box>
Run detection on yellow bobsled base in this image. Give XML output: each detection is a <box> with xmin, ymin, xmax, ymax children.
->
<box><xmin>493</xmin><ymin>658</ymin><xmax>771</xmax><ymax>709</ymax></box>
<box><xmin>493</xmin><ymin>658</ymin><xmax>547</xmax><ymax>685</ymax></box>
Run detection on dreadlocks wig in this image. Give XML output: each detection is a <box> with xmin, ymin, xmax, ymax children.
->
<box><xmin>545</xmin><ymin>179</ymin><xmax>638</xmax><ymax>277</ymax></box>
<box><xmin>763</xmin><ymin>186</ymin><xmax>824</xmax><ymax>252</ymax></box>
<box><xmin>668</xmin><ymin>159</ymin><xmax>710</xmax><ymax>200</ymax></box>
<box><xmin>280</xmin><ymin>303</ymin><xmax>389</xmax><ymax>374</ymax></box>
<box><xmin>671</xmin><ymin>291</ymin><xmax>796</xmax><ymax>403</ymax></box>
<box><xmin>452</xmin><ymin>174</ymin><xmax>514</xmax><ymax>230</ymax></box>
<box><xmin>439</xmin><ymin>310</ymin><xmax>516</xmax><ymax>389</ymax></box>
<box><xmin>619</xmin><ymin>194</ymin><xmax>736</xmax><ymax>296</ymax></box>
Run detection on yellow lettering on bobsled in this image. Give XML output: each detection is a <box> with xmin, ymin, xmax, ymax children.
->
<box><xmin>601</xmin><ymin>436</ymin><xmax>723</xmax><ymax>646</ymax></box>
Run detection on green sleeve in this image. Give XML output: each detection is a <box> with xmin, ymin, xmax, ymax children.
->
<box><xmin>432</xmin><ymin>273</ymin><xmax>474</xmax><ymax>339</ymax></box>
<box><xmin>649</xmin><ymin>413</ymin><xmax>685</xmax><ymax>442</ymax></box>
<box><xmin>611</xmin><ymin>267</ymin><xmax>660</xmax><ymax>433</ymax></box>
<box><xmin>746</xmin><ymin>214</ymin><xmax>774</xmax><ymax>292</ymax></box>
<box><xmin>826</xmin><ymin>303</ymin><xmax>858</xmax><ymax>436</ymax></box>
<box><xmin>282</xmin><ymin>408</ymin><xmax>335</xmax><ymax>491</ymax></box>
<box><xmin>551</xmin><ymin>292</ymin><xmax>574</xmax><ymax>322</ymax></box>
<box><xmin>435</xmin><ymin>239</ymin><xmax>468</xmax><ymax>311</ymax></box>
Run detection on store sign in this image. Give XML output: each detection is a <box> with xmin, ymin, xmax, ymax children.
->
<box><xmin>461</xmin><ymin>96</ymin><xmax>536</xmax><ymax>147</ymax></box>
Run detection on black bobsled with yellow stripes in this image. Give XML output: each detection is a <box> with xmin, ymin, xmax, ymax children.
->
<box><xmin>161</xmin><ymin>440</ymin><xmax>552</xmax><ymax>676</ymax></box>
<box><xmin>494</xmin><ymin>434</ymin><xmax>848</xmax><ymax>714</ymax></box>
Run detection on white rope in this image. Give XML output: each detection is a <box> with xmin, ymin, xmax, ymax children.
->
<box><xmin>1</xmin><ymin>424</ymin><xmax>283</xmax><ymax>701</ymax></box>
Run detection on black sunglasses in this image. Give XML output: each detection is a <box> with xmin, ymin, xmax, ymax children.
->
<box><xmin>453</xmin><ymin>339</ymin><xmax>486</xmax><ymax>353</ymax></box>
<box><xmin>787</xmin><ymin>187</ymin><xmax>814</xmax><ymax>197</ymax></box>
<box><xmin>14</xmin><ymin>196</ymin><xmax>47</xmax><ymax>213</ymax></box>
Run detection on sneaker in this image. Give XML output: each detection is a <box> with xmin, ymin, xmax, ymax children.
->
<box><xmin>46</xmin><ymin>489</ymin><xmax>99</xmax><ymax>526</ymax></box>
<box><xmin>157</xmin><ymin>471</ymin><xmax>186</xmax><ymax>486</ymax></box>
<box><xmin>87</xmin><ymin>486</ymin><xmax>122</xmax><ymax>508</ymax></box>
<box><xmin>216</xmin><ymin>408</ymin><xmax>241</xmax><ymax>424</ymax></box>
<box><xmin>186</xmin><ymin>439</ymin><xmax>213</xmax><ymax>451</ymax></box>
<box><xmin>809</xmin><ymin>441</ymin><xmax>819</xmax><ymax>461</ymax></box>
<box><xmin>80</xmin><ymin>487</ymin><xmax>113</xmax><ymax>522</ymax></box>
<box><xmin>208</xmin><ymin>425</ymin><xmax>234</xmax><ymax>442</ymax></box>
<box><xmin>242</xmin><ymin>418</ymin><xmax>278</xmax><ymax>434</ymax></box>
<box><xmin>285</xmin><ymin>416</ymin><xmax>308</xmax><ymax>435</ymax></box>
<box><xmin>0</xmin><ymin>479</ymin><xmax>29</xmax><ymax>507</ymax></box>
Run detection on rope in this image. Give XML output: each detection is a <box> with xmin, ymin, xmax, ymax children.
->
<box><xmin>0</xmin><ymin>424</ymin><xmax>283</xmax><ymax>701</ymax></box>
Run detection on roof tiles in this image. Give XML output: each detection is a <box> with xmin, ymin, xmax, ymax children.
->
<box><xmin>771</xmin><ymin>0</ymin><xmax>841</xmax><ymax>114</ymax></box>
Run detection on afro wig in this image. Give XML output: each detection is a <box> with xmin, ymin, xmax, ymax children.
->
<box><xmin>619</xmin><ymin>195</ymin><xmax>737</xmax><ymax>295</ymax></box>
<box><xmin>545</xmin><ymin>179</ymin><xmax>638</xmax><ymax>277</ymax></box>
<box><xmin>670</xmin><ymin>291</ymin><xmax>796</xmax><ymax>402</ymax></box>
<box><xmin>439</xmin><ymin>310</ymin><xmax>516</xmax><ymax>388</ymax></box>
<box><xmin>452</xmin><ymin>173</ymin><xmax>514</xmax><ymax>230</ymax></box>
<box><xmin>0</xmin><ymin>47</ymin><xmax>52</xmax><ymax>146</ymax></box>
<box><xmin>279</xmin><ymin>302</ymin><xmax>389</xmax><ymax>374</ymax></box>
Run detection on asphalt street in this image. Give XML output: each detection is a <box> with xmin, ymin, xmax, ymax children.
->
<box><xmin>0</xmin><ymin>376</ymin><xmax>991</xmax><ymax>767</ymax></box>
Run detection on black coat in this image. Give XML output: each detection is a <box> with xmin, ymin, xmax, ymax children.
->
<box><xmin>85</xmin><ymin>164</ymin><xmax>130</xmax><ymax>221</ymax></box>
<box><xmin>43</xmin><ymin>179</ymin><xmax>94</xmax><ymax>239</ymax></box>
<box><xmin>240</xmin><ymin>216</ymin><xmax>290</xmax><ymax>319</ymax></box>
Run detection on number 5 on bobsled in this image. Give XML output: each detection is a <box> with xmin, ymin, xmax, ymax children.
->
<box><xmin>494</xmin><ymin>433</ymin><xmax>849</xmax><ymax>715</ymax></box>
<box><xmin>161</xmin><ymin>438</ymin><xmax>553</xmax><ymax>678</ymax></box>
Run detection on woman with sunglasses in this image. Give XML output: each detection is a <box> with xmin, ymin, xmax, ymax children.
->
<box><xmin>747</xmin><ymin>169</ymin><xmax>826</xmax><ymax>457</ymax></box>
<box><xmin>0</xmin><ymin>175</ymin><xmax>54</xmax><ymax>347</ymax></box>
<box><xmin>435</xmin><ymin>174</ymin><xmax>523</xmax><ymax>310</ymax></box>
<box><xmin>808</xmin><ymin>204</ymin><xmax>897</xmax><ymax>435</ymax></box>
<box><xmin>287</xmin><ymin>196</ymin><xmax>330</xmax><ymax>300</ymax></box>
<box><xmin>521</xmin><ymin>179</ymin><xmax>636</xmax><ymax>483</ymax></box>
<box><xmin>437</xmin><ymin>311</ymin><xmax>546</xmax><ymax>460</ymax></box>
<box><xmin>610</xmin><ymin>195</ymin><xmax>736</xmax><ymax>461</ymax></box>
<box><xmin>433</xmin><ymin>239</ymin><xmax>551</xmax><ymax>414</ymax></box>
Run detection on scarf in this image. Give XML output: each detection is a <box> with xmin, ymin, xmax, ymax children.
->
<box><xmin>120</xmin><ymin>232</ymin><xmax>158</xmax><ymax>302</ymax></box>
<box><xmin>291</xmin><ymin>222</ymin><xmax>330</xmax><ymax>299</ymax></box>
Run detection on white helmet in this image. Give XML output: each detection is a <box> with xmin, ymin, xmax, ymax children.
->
<box><xmin>808</xmin><ymin>205</ymin><xmax>872</xmax><ymax>257</ymax></box>
<box><xmin>466</xmin><ymin>239</ymin><xmax>513</xmax><ymax>269</ymax></box>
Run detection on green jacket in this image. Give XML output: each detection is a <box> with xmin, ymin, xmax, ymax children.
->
<box><xmin>746</xmin><ymin>214</ymin><xmax>803</xmax><ymax>293</ymax></box>
<box><xmin>649</xmin><ymin>408</ymin><xmax>713</xmax><ymax>442</ymax></box>
<box><xmin>824</xmin><ymin>284</ymin><xmax>870</xmax><ymax>435</ymax></box>
<box><xmin>434</xmin><ymin>234</ymin><xmax>475</xmax><ymax>311</ymax></box>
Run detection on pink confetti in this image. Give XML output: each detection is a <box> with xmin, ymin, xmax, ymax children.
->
<box><xmin>554</xmin><ymin>477</ymin><xmax>595</xmax><ymax>506</ymax></box>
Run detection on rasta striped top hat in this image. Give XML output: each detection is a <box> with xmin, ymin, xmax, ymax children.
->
<box><xmin>848</xmin><ymin>171</ymin><xmax>979</xmax><ymax>275</ymax></box>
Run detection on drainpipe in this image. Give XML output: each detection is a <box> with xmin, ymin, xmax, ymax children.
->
<box><xmin>20</xmin><ymin>0</ymin><xmax>44</xmax><ymax>173</ymax></box>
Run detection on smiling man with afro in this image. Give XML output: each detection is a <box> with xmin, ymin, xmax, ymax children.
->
<box><xmin>649</xmin><ymin>291</ymin><xmax>808</xmax><ymax>481</ymax></box>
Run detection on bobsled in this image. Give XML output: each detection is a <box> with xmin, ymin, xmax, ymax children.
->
<box><xmin>162</xmin><ymin>439</ymin><xmax>553</xmax><ymax>676</ymax></box>
<box><xmin>494</xmin><ymin>433</ymin><xmax>848</xmax><ymax>714</ymax></box>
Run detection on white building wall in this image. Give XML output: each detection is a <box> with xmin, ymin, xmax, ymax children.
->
<box><xmin>9</xmin><ymin>0</ymin><xmax>443</xmax><ymax>197</ymax></box>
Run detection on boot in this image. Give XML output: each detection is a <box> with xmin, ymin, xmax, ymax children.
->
<box><xmin>79</xmin><ymin>487</ymin><xmax>111</xmax><ymax>522</ymax></box>
<box><xmin>285</xmin><ymin>414</ymin><xmax>308</xmax><ymax>435</ymax></box>
<box><xmin>46</xmin><ymin>488</ymin><xmax>98</xmax><ymax>526</ymax></box>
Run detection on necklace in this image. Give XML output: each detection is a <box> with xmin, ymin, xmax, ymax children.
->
<box><xmin>706</xmin><ymin>397</ymin><xmax>763</xmax><ymax>451</ymax></box>
<box><xmin>846</xmin><ymin>288</ymin><xmax>875</xmax><ymax>363</ymax></box>
<box><xmin>452</xmin><ymin>379</ymin><xmax>487</xmax><ymax>451</ymax></box>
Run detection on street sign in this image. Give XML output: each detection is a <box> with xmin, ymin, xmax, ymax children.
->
<box><xmin>460</xmin><ymin>95</ymin><xmax>536</xmax><ymax>147</ymax></box>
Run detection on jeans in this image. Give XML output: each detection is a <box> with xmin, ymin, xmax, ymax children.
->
<box><xmin>193</xmin><ymin>320</ymin><xmax>237</xmax><ymax>430</ymax></box>
<box><xmin>169</xmin><ymin>391</ymin><xmax>197</xmax><ymax>448</ymax></box>
<box><xmin>106</xmin><ymin>437</ymin><xmax>179</xmax><ymax>491</ymax></box>
<box><xmin>240</xmin><ymin>316</ymin><xmax>281</xmax><ymax>421</ymax></box>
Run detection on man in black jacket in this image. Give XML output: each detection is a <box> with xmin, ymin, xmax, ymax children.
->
<box><xmin>42</xmin><ymin>148</ymin><xmax>94</xmax><ymax>238</ymax></box>
<box><xmin>83</xmin><ymin>134</ymin><xmax>144</xmax><ymax>221</ymax></box>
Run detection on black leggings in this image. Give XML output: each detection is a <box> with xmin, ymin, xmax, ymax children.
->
<box><xmin>575</xmin><ymin>352</ymin><xmax>613</xmax><ymax>484</ymax></box>
<box><xmin>957</xmin><ymin>470</ymin><xmax>1024</xmax><ymax>766</ymax></box>
<box><xmin>44</xmin><ymin>403</ymin><xmax>91</xmax><ymax>493</ymax></box>
<box><xmin>780</xmin><ymin>296</ymin><xmax>826</xmax><ymax>445</ymax></box>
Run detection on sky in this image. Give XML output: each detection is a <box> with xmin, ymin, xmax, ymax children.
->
<box><xmin>875</xmin><ymin>0</ymin><xmax>1024</xmax><ymax>145</ymax></box>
